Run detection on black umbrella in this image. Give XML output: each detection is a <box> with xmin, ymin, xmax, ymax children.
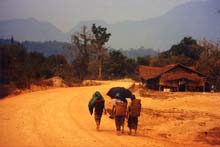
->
<box><xmin>107</xmin><ymin>87</ymin><xmax>132</xmax><ymax>100</ymax></box>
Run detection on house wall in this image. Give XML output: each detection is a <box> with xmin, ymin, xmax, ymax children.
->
<box><xmin>145</xmin><ymin>78</ymin><xmax>160</xmax><ymax>90</ymax></box>
<box><xmin>143</xmin><ymin>66</ymin><xmax>206</xmax><ymax>92</ymax></box>
<box><xmin>159</xmin><ymin>66</ymin><xmax>205</xmax><ymax>92</ymax></box>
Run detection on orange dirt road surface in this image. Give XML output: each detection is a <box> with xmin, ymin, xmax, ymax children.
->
<box><xmin>0</xmin><ymin>80</ymin><xmax>220</xmax><ymax>147</ymax></box>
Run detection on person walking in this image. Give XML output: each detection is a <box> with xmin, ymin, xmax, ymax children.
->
<box><xmin>112</xmin><ymin>93</ymin><xmax>127</xmax><ymax>135</ymax></box>
<box><xmin>127</xmin><ymin>95</ymin><xmax>141</xmax><ymax>135</ymax></box>
<box><xmin>88</xmin><ymin>91</ymin><xmax>106</xmax><ymax>131</ymax></box>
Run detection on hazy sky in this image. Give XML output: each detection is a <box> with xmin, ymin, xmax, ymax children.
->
<box><xmin>0</xmin><ymin>0</ymin><xmax>204</xmax><ymax>32</ymax></box>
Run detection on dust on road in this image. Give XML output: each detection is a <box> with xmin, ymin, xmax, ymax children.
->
<box><xmin>0</xmin><ymin>80</ymin><xmax>220</xmax><ymax>147</ymax></box>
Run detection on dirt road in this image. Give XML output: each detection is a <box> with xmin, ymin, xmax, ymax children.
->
<box><xmin>0</xmin><ymin>80</ymin><xmax>219</xmax><ymax>147</ymax></box>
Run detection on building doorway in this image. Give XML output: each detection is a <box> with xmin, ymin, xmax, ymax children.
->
<box><xmin>178</xmin><ymin>79</ymin><xmax>186</xmax><ymax>92</ymax></box>
<box><xmin>179</xmin><ymin>84</ymin><xmax>186</xmax><ymax>91</ymax></box>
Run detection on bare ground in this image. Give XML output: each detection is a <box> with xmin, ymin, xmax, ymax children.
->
<box><xmin>0</xmin><ymin>80</ymin><xmax>220</xmax><ymax>147</ymax></box>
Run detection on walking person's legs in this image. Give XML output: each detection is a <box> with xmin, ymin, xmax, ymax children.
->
<box><xmin>115</xmin><ymin>116</ymin><xmax>121</xmax><ymax>135</ymax></box>
<box><xmin>95</xmin><ymin>120</ymin><xmax>100</xmax><ymax>130</ymax></box>
<box><xmin>121</xmin><ymin>116</ymin><xmax>125</xmax><ymax>133</ymax></box>
<box><xmin>95</xmin><ymin>114</ymin><xmax>101</xmax><ymax>131</ymax></box>
<box><xmin>127</xmin><ymin>116</ymin><xmax>138</xmax><ymax>135</ymax></box>
<box><xmin>134</xmin><ymin>117</ymin><xmax>138</xmax><ymax>135</ymax></box>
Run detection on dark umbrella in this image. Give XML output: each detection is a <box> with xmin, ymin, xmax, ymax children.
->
<box><xmin>107</xmin><ymin>87</ymin><xmax>132</xmax><ymax>101</ymax></box>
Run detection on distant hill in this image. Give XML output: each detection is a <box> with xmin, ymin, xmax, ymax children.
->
<box><xmin>22</xmin><ymin>41</ymin><xmax>69</xmax><ymax>57</ymax></box>
<box><xmin>0</xmin><ymin>38</ymin><xmax>17</xmax><ymax>45</ymax></box>
<box><xmin>120</xmin><ymin>47</ymin><xmax>157</xmax><ymax>59</ymax></box>
<box><xmin>0</xmin><ymin>18</ymin><xmax>67</xmax><ymax>42</ymax></box>
<box><xmin>0</xmin><ymin>0</ymin><xmax>219</xmax><ymax>50</ymax></box>
<box><xmin>0</xmin><ymin>39</ymin><xmax>68</xmax><ymax>57</ymax></box>
<box><xmin>69</xmin><ymin>0</ymin><xmax>220</xmax><ymax>50</ymax></box>
<box><xmin>1</xmin><ymin>39</ymin><xmax>155</xmax><ymax>59</ymax></box>
<box><xmin>23</xmin><ymin>42</ymin><xmax>157</xmax><ymax>58</ymax></box>
<box><xmin>68</xmin><ymin>20</ymin><xmax>109</xmax><ymax>35</ymax></box>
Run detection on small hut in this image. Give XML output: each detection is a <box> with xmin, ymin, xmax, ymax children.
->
<box><xmin>139</xmin><ymin>64</ymin><xmax>207</xmax><ymax>92</ymax></box>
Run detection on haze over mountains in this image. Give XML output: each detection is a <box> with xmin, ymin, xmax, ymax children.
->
<box><xmin>0</xmin><ymin>18</ymin><xmax>68</xmax><ymax>42</ymax></box>
<box><xmin>0</xmin><ymin>0</ymin><xmax>220</xmax><ymax>51</ymax></box>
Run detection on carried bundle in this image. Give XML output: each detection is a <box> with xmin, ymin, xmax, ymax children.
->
<box><xmin>129</xmin><ymin>99</ymin><xmax>141</xmax><ymax>117</ymax></box>
<box><xmin>88</xmin><ymin>91</ymin><xmax>103</xmax><ymax>115</ymax></box>
<box><xmin>115</xmin><ymin>101</ymin><xmax>127</xmax><ymax>116</ymax></box>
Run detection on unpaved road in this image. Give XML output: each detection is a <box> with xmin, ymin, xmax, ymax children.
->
<box><xmin>0</xmin><ymin>80</ymin><xmax>220</xmax><ymax>147</ymax></box>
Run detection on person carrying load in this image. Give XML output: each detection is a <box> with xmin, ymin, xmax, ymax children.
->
<box><xmin>88</xmin><ymin>91</ymin><xmax>106</xmax><ymax>131</ymax></box>
<box><xmin>127</xmin><ymin>94</ymin><xmax>141</xmax><ymax>135</ymax></box>
<box><xmin>112</xmin><ymin>93</ymin><xmax>127</xmax><ymax>135</ymax></box>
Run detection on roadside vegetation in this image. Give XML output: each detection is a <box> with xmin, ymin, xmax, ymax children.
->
<box><xmin>1</xmin><ymin>25</ymin><xmax>220</xmax><ymax>98</ymax></box>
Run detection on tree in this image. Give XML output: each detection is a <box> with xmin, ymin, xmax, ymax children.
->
<box><xmin>91</xmin><ymin>24</ymin><xmax>111</xmax><ymax>79</ymax></box>
<box><xmin>157</xmin><ymin>37</ymin><xmax>204</xmax><ymax>66</ymax></box>
<box><xmin>46</xmin><ymin>54</ymin><xmax>68</xmax><ymax>78</ymax></box>
<box><xmin>137</xmin><ymin>56</ymin><xmax>151</xmax><ymax>66</ymax></box>
<box><xmin>27</xmin><ymin>51</ymin><xmax>47</xmax><ymax>80</ymax></box>
<box><xmin>0</xmin><ymin>43</ymin><xmax>30</xmax><ymax>88</ymax></box>
<box><xmin>103</xmin><ymin>50</ymin><xmax>136</xmax><ymax>79</ymax></box>
<box><xmin>196</xmin><ymin>39</ymin><xmax>220</xmax><ymax>90</ymax></box>
<box><xmin>149</xmin><ymin>56</ymin><xmax>170</xmax><ymax>67</ymax></box>
<box><xmin>165</xmin><ymin>37</ymin><xmax>203</xmax><ymax>60</ymax></box>
<box><xmin>69</xmin><ymin>25</ymin><xmax>92</xmax><ymax>81</ymax></box>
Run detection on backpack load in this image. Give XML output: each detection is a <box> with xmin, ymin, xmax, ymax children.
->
<box><xmin>115</xmin><ymin>102</ymin><xmax>127</xmax><ymax>116</ymax></box>
<box><xmin>88</xmin><ymin>91</ymin><xmax>103</xmax><ymax>115</ymax></box>
<box><xmin>129</xmin><ymin>99</ymin><xmax>141</xmax><ymax>117</ymax></box>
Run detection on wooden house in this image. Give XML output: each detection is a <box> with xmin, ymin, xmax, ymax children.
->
<box><xmin>139</xmin><ymin>64</ymin><xmax>207</xmax><ymax>92</ymax></box>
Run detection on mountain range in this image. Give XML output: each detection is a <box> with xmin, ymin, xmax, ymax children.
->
<box><xmin>0</xmin><ymin>0</ymin><xmax>220</xmax><ymax>50</ymax></box>
<box><xmin>0</xmin><ymin>39</ymin><xmax>157</xmax><ymax>59</ymax></box>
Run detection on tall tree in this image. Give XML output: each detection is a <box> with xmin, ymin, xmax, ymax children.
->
<box><xmin>91</xmin><ymin>24</ymin><xmax>111</xmax><ymax>79</ymax></box>
<box><xmin>69</xmin><ymin>25</ymin><xmax>92</xmax><ymax>81</ymax></box>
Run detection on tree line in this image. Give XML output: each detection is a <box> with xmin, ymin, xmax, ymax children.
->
<box><xmin>69</xmin><ymin>25</ymin><xmax>220</xmax><ymax>89</ymax></box>
<box><xmin>0</xmin><ymin>24</ymin><xmax>136</xmax><ymax>97</ymax></box>
<box><xmin>0</xmin><ymin>42</ymin><xmax>74</xmax><ymax>97</ymax></box>
<box><xmin>1</xmin><ymin>24</ymin><xmax>220</xmax><ymax>98</ymax></box>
